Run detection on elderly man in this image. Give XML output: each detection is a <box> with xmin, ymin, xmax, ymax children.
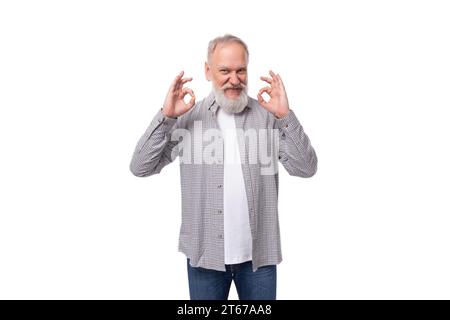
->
<box><xmin>130</xmin><ymin>34</ymin><xmax>317</xmax><ymax>300</ymax></box>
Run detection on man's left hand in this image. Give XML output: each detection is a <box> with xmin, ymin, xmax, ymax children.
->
<box><xmin>258</xmin><ymin>70</ymin><xmax>290</xmax><ymax>119</ymax></box>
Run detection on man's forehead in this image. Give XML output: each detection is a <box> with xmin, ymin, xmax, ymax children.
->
<box><xmin>210</xmin><ymin>54</ymin><xmax>248</xmax><ymax>68</ymax></box>
<box><xmin>211</xmin><ymin>43</ymin><xmax>247</xmax><ymax>58</ymax></box>
<box><xmin>217</xmin><ymin>64</ymin><xmax>247</xmax><ymax>69</ymax></box>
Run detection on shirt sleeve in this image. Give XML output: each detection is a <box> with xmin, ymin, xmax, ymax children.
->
<box><xmin>275</xmin><ymin>109</ymin><xmax>318</xmax><ymax>177</ymax></box>
<box><xmin>129</xmin><ymin>108</ymin><xmax>180</xmax><ymax>177</ymax></box>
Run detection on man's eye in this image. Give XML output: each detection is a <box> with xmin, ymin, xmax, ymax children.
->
<box><xmin>238</xmin><ymin>69</ymin><xmax>247</xmax><ymax>74</ymax></box>
<box><xmin>220</xmin><ymin>70</ymin><xmax>228</xmax><ymax>74</ymax></box>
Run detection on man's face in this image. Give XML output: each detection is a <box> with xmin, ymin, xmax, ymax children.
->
<box><xmin>205</xmin><ymin>42</ymin><xmax>248</xmax><ymax>99</ymax></box>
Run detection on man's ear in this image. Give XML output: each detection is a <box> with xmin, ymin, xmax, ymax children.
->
<box><xmin>204</xmin><ymin>62</ymin><xmax>211</xmax><ymax>81</ymax></box>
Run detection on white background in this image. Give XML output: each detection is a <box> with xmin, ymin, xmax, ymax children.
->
<box><xmin>1</xmin><ymin>0</ymin><xmax>449</xmax><ymax>299</ymax></box>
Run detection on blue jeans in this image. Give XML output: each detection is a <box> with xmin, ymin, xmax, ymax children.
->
<box><xmin>187</xmin><ymin>259</ymin><xmax>277</xmax><ymax>300</ymax></box>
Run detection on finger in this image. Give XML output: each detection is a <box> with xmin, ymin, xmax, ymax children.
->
<box><xmin>276</xmin><ymin>73</ymin><xmax>283</xmax><ymax>83</ymax></box>
<box><xmin>260</xmin><ymin>76</ymin><xmax>273</xmax><ymax>85</ymax></box>
<box><xmin>269</xmin><ymin>70</ymin><xmax>278</xmax><ymax>84</ymax></box>
<box><xmin>176</xmin><ymin>76</ymin><xmax>193</xmax><ymax>91</ymax></box>
<box><xmin>174</xmin><ymin>74</ymin><xmax>190</xmax><ymax>91</ymax></box>
<box><xmin>258</xmin><ymin>87</ymin><xmax>272</xmax><ymax>107</ymax></box>
<box><xmin>257</xmin><ymin>92</ymin><xmax>268</xmax><ymax>107</ymax></box>
<box><xmin>181</xmin><ymin>88</ymin><xmax>196</xmax><ymax>108</ymax></box>
<box><xmin>187</xmin><ymin>93</ymin><xmax>196</xmax><ymax>108</ymax></box>
<box><xmin>258</xmin><ymin>86</ymin><xmax>272</xmax><ymax>96</ymax></box>
<box><xmin>181</xmin><ymin>87</ymin><xmax>195</xmax><ymax>99</ymax></box>
<box><xmin>276</xmin><ymin>74</ymin><xmax>285</xmax><ymax>89</ymax></box>
<box><xmin>177</xmin><ymin>77</ymin><xmax>193</xmax><ymax>89</ymax></box>
<box><xmin>170</xmin><ymin>71</ymin><xmax>184</xmax><ymax>90</ymax></box>
<box><xmin>175</xmin><ymin>70</ymin><xmax>184</xmax><ymax>82</ymax></box>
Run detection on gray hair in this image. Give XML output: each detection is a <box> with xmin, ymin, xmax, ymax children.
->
<box><xmin>207</xmin><ymin>34</ymin><xmax>249</xmax><ymax>62</ymax></box>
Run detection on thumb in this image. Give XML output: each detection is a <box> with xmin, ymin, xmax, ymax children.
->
<box><xmin>257</xmin><ymin>93</ymin><xmax>268</xmax><ymax>109</ymax></box>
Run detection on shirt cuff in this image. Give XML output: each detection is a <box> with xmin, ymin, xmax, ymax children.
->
<box><xmin>275</xmin><ymin>109</ymin><xmax>300</xmax><ymax>133</ymax></box>
<box><xmin>158</xmin><ymin>108</ymin><xmax>178</xmax><ymax>126</ymax></box>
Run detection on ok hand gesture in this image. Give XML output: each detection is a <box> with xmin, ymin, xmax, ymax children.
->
<box><xmin>162</xmin><ymin>71</ymin><xmax>196</xmax><ymax>118</ymax></box>
<box><xmin>257</xmin><ymin>70</ymin><xmax>290</xmax><ymax>119</ymax></box>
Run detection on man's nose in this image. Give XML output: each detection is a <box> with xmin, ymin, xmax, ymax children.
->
<box><xmin>229</xmin><ymin>72</ymin><xmax>240</xmax><ymax>85</ymax></box>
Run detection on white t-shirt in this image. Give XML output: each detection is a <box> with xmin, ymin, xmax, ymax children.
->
<box><xmin>216</xmin><ymin>106</ymin><xmax>253</xmax><ymax>264</ymax></box>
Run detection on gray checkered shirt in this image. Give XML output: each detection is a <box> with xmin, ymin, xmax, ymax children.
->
<box><xmin>130</xmin><ymin>91</ymin><xmax>318</xmax><ymax>272</ymax></box>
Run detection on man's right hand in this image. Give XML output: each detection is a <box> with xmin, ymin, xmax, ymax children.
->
<box><xmin>162</xmin><ymin>71</ymin><xmax>196</xmax><ymax>118</ymax></box>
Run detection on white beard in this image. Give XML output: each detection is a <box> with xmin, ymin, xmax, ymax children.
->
<box><xmin>212</xmin><ymin>84</ymin><xmax>249</xmax><ymax>114</ymax></box>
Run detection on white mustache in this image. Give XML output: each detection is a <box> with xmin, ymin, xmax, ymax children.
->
<box><xmin>221</xmin><ymin>83</ymin><xmax>246</xmax><ymax>90</ymax></box>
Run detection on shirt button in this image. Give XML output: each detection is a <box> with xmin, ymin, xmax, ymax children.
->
<box><xmin>218</xmin><ymin>234</ymin><xmax>223</xmax><ymax>239</ymax></box>
<box><xmin>217</xmin><ymin>209</ymin><xmax>222</xmax><ymax>214</ymax></box>
<box><xmin>217</xmin><ymin>184</ymin><xmax>222</xmax><ymax>189</ymax></box>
